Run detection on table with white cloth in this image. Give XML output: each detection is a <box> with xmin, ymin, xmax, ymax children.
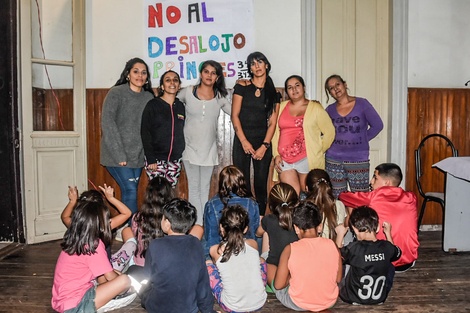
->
<box><xmin>433</xmin><ymin>157</ymin><xmax>470</xmax><ymax>252</ymax></box>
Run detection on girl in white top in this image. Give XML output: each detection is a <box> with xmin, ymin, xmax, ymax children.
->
<box><xmin>178</xmin><ymin>60</ymin><xmax>231</xmax><ymax>225</ymax></box>
<box><xmin>305</xmin><ymin>169</ymin><xmax>347</xmax><ymax>244</ymax></box>
<box><xmin>206</xmin><ymin>205</ymin><xmax>267</xmax><ymax>312</ymax></box>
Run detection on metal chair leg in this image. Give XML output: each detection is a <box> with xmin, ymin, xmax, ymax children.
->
<box><xmin>417</xmin><ymin>199</ymin><xmax>428</xmax><ymax>231</ymax></box>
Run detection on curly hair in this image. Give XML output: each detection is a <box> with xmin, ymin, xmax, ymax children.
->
<box><xmin>134</xmin><ymin>177</ymin><xmax>174</xmax><ymax>258</ymax></box>
<box><xmin>114</xmin><ymin>57</ymin><xmax>154</xmax><ymax>95</ymax></box>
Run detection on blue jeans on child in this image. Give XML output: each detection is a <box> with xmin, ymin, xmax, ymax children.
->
<box><xmin>106</xmin><ymin>166</ymin><xmax>142</xmax><ymax>217</ymax></box>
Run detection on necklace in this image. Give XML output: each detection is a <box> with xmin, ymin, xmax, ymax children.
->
<box><xmin>251</xmin><ymin>79</ymin><xmax>264</xmax><ymax>97</ymax></box>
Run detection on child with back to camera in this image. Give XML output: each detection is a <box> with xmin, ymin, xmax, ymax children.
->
<box><xmin>256</xmin><ymin>182</ymin><xmax>299</xmax><ymax>286</ymax></box>
<box><xmin>123</xmin><ymin>176</ymin><xmax>203</xmax><ymax>270</ymax></box>
<box><xmin>139</xmin><ymin>198</ymin><xmax>215</xmax><ymax>313</ymax></box>
<box><xmin>129</xmin><ymin>176</ymin><xmax>174</xmax><ymax>267</ymax></box>
<box><xmin>203</xmin><ymin>165</ymin><xmax>260</xmax><ymax>258</ymax></box>
<box><xmin>274</xmin><ymin>201</ymin><xmax>342</xmax><ymax>312</ymax></box>
<box><xmin>61</xmin><ymin>184</ymin><xmax>136</xmax><ymax>272</ymax></box>
<box><xmin>52</xmin><ymin>199</ymin><xmax>135</xmax><ymax>313</ymax></box>
<box><xmin>335</xmin><ymin>206</ymin><xmax>402</xmax><ymax>305</ymax></box>
<box><xmin>206</xmin><ymin>205</ymin><xmax>267</xmax><ymax>312</ymax></box>
<box><xmin>305</xmin><ymin>169</ymin><xmax>347</xmax><ymax>244</ymax></box>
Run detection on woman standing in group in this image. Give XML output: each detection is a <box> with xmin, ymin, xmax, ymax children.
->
<box><xmin>141</xmin><ymin>70</ymin><xmax>185</xmax><ymax>188</ymax></box>
<box><xmin>324</xmin><ymin>74</ymin><xmax>383</xmax><ymax>198</ymax></box>
<box><xmin>231</xmin><ymin>51</ymin><xmax>279</xmax><ymax>215</ymax></box>
<box><xmin>101</xmin><ymin>57</ymin><xmax>155</xmax><ymax>219</ymax></box>
<box><xmin>272</xmin><ymin>75</ymin><xmax>335</xmax><ymax>195</ymax></box>
<box><xmin>178</xmin><ymin>60</ymin><xmax>231</xmax><ymax>226</ymax></box>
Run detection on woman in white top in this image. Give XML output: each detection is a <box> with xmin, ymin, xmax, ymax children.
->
<box><xmin>178</xmin><ymin>60</ymin><xmax>231</xmax><ymax>225</ymax></box>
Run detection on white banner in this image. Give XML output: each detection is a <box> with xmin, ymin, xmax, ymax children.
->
<box><xmin>144</xmin><ymin>0</ymin><xmax>255</xmax><ymax>87</ymax></box>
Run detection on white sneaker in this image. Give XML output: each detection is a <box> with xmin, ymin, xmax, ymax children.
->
<box><xmin>97</xmin><ymin>292</ymin><xmax>137</xmax><ymax>313</ymax></box>
<box><xmin>114</xmin><ymin>225</ymin><xmax>126</xmax><ymax>242</ymax></box>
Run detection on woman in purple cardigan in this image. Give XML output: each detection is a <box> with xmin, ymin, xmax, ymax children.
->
<box><xmin>324</xmin><ymin>74</ymin><xmax>383</xmax><ymax>198</ymax></box>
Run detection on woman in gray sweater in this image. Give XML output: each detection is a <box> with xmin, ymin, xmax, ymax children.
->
<box><xmin>100</xmin><ymin>57</ymin><xmax>155</xmax><ymax>219</ymax></box>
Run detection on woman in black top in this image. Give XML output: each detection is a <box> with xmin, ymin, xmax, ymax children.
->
<box><xmin>141</xmin><ymin>70</ymin><xmax>185</xmax><ymax>187</ymax></box>
<box><xmin>231</xmin><ymin>52</ymin><xmax>279</xmax><ymax>215</ymax></box>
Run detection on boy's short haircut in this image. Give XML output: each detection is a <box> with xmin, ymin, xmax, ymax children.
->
<box><xmin>292</xmin><ymin>201</ymin><xmax>322</xmax><ymax>231</ymax></box>
<box><xmin>375</xmin><ymin>163</ymin><xmax>403</xmax><ymax>186</ymax></box>
<box><xmin>348</xmin><ymin>206</ymin><xmax>379</xmax><ymax>233</ymax></box>
<box><xmin>162</xmin><ymin>198</ymin><xmax>197</xmax><ymax>234</ymax></box>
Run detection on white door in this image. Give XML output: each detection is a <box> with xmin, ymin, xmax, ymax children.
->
<box><xmin>20</xmin><ymin>0</ymin><xmax>86</xmax><ymax>243</ymax></box>
<box><xmin>315</xmin><ymin>0</ymin><xmax>391</xmax><ymax>171</ymax></box>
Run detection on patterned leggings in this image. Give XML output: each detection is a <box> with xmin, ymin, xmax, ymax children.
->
<box><xmin>145</xmin><ymin>158</ymin><xmax>182</xmax><ymax>187</ymax></box>
<box><xmin>326</xmin><ymin>158</ymin><xmax>370</xmax><ymax>198</ymax></box>
<box><xmin>207</xmin><ymin>261</ymin><xmax>267</xmax><ymax>313</ymax></box>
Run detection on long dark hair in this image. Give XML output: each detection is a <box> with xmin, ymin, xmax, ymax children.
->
<box><xmin>115</xmin><ymin>57</ymin><xmax>154</xmax><ymax>94</ymax></box>
<box><xmin>198</xmin><ymin>60</ymin><xmax>228</xmax><ymax>97</ymax></box>
<box><xmin>61</xmin><ymin>200</ymin><xmax>112</xmax><ymax>255</ymax></box>
<box><xmin>134</xmin><ymin>177</ymin><xmax>174</xmax><ymax>258</ymax></box>
<box><xmin>305</xmin><ymin>169</ymin><xmax>338</xmax><ymax>241</ymax></box>
<box><xmin>217</xmin><ymin>165</ymin><xmax>251</xmax><ymax>207</ymax></box>
<box><xmin>268</xmin><ymin>183</ymin><xmax>298</xmax><ymax>230</ymax></box>
<box><xmin>246</xmin><ymin>51</ymin><xmax>278</xmax><ymax>118</ymax></box>
<box><xmin>218</xmin><ymin>205</ymin><xmax>249</xmax><ymax>262</ymax></box>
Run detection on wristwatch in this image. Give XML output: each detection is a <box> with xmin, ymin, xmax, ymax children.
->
<box><xmin>262</xmin><ymin>142</ymin><xmax>271</xmax><ymax>148</ymax></box>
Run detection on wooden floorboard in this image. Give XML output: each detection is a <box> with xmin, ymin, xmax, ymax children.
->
<box><xmin>0</xmin><ymin>231</ymin><xmax>469</xmax><ymax>313</ymax></box>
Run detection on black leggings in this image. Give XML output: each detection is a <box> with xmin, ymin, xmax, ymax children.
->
<box><xmin>232</xmin><ymin>136</ymin><xmax>272</xmax><ymax>215</ymax></box>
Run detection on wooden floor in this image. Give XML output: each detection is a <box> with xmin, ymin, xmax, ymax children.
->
<box><xmin>0</xmin><ymin>231</ymin><xmax>469</xmax><ymax>313</ymax></box>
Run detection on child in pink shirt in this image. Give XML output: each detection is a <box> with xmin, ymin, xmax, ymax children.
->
<box><xmin>52</xmin><ymin>198</ymin><xmax>134</xmax><ymax>312</ymax></box>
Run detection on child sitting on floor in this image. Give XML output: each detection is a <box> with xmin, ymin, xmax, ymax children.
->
<box><xmin>274</xmin><ymin>201</ymin><xmax>342</xmax><ymax>312</ymax></box>
<box><xmin>335</xmin><ymin>205</ymin><xmax>402</xmax><ymax>305</ymax></box>
<box><xmin>61</xmin><ymin>184</ymin><xmax>136</xmax><ymax>272</ymax></box>
<box><xmin>207</xmin><ymin>205</ymin><xmax>267</xmax><ymax>312</ymax></box>
<box><xmin>305</xmin><ymin>169</ymin><xmax>347</xmax><ymax>243</ymax></box>
<box><xmin>138</xmin><ymin>198</ymin><xmax>215</xmax><ymax>313</ymax></box>
<box><xmin>256</xmin><ymin>182</ymin><xmax>299</xmax><ymax>286</ymax></box>
<box><xmin>203</xmin><ymin>165</ymin><xmax>260</xmax><ymax>258</ymax></box>
<box><xmin>52</xmin><ymin>199</ymin><xmax>135</xmax><ymax>313</ymax></box>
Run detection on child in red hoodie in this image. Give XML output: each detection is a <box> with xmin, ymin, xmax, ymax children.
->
<box><xmin>339</xmin><ymin>163</ymin><xmax>419</xmax><ymax>272</ymax></box>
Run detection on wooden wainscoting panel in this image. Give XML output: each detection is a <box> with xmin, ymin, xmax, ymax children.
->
<box><xmin>33</xmin><ymin>88</ymin><xmax>73</xmax><ymax>131</ymax></box>
<box><xmin>406</xmin><ymin>88</ymin><xmax>470</xmax><ymax>225</ymax></box>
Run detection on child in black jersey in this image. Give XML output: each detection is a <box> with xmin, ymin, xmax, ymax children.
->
<box><xmin>335</xmin><ymin>206</ymin><xmax>401</xmax><ymax>305</ymax></box>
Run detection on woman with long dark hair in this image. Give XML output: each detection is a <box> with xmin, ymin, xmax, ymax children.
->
<box><xmin>100</xmin><ymin>57</ymin><xmax>155</xmax><ymax>221</ymax></box>
<box><xmin>231</xmin><ymin>52</ymin><xmax>280</xmax><ymax>215</ymax></box>
<box><xmin>178</xmin><ymin>60</ymin><xmax>231</xmax><ymax>225</ymax></box>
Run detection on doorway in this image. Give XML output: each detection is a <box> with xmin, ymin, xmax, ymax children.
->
<box><xmin>0</xmin><ymin>1</ymin><xmax>23</xmax><ymax>243</ymax></box>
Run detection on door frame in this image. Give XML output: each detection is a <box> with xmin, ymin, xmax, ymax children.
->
<box><xmin>20</xmin><ymin>0</ymin><xmax>87</xmax><ymax>244</ymax></box>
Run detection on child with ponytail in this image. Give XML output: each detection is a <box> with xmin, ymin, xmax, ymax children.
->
<box><xmin>207</xmin><ymin>205</ymin><xmax>267</xmax><ymax>312</ymax></box>
<box><xmin>256</xmin><ymin>182</ymin><xmax>299</xmax><ymax>285</ymax></box>
<box><xmin>305</xmin><ymin>169</ymin><xmax>347</xmax><ymax>243</ymax></box>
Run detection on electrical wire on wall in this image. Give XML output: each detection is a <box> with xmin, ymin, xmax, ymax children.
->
<box><xmin>34</xmin><ymin>0</ymin><xmax>66</xmax><ymax>131</ymax></box>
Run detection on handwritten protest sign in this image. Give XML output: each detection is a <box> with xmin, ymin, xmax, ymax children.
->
<box><xmin>144</xmin><ymin>0</ymin><xmax>254</xmax><ymax>87</ymax></box>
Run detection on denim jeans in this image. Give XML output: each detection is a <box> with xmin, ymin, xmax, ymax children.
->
<box><xmin>106</xmin><ymin>166</ymin><xmax>142</xmax><ymax>218</ymax></box>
